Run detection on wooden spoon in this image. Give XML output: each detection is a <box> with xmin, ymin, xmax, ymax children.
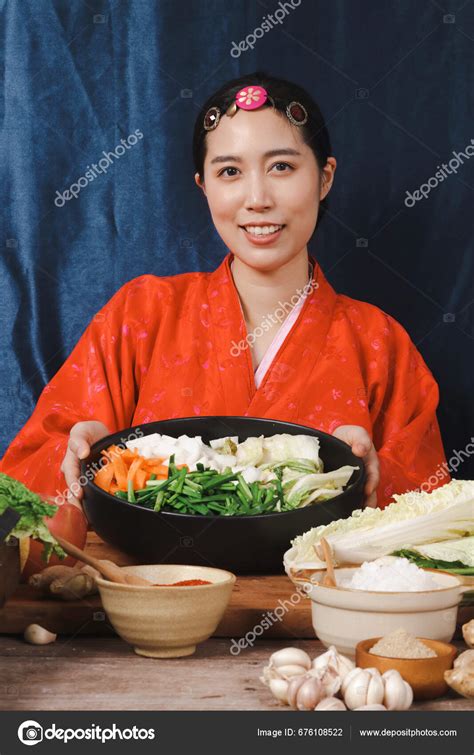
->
<box><xmin>54</xmin><ymin>536</ymin><xmax>153</xmax><ymax>586</ymax></box>
<box><xmin>320</xmin><ymin>537</ymin><xmax>337</xmax><ymax>587</ymax></box>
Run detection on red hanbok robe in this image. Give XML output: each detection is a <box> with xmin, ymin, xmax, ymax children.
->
<box><xmin>0</xmin><ymin>252</ymin><xmax>449</xmax><ymax>516</ymax></box>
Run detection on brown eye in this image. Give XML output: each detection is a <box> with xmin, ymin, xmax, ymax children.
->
<box><xmin>272</xmin><ymin>162</ymin><xmax>293</xmax><ymax>172</ymax></box>
<box><xmin>219</xmin><ymin>167</ymin><xmax>239</xmax><ymax>177</ymax></box>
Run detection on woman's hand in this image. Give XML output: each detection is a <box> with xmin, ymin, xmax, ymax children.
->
<box><xmin>60</xmin><ymin>421</ymin><xmax>111</xmax><ymax>510</ymax></box>
<box><xmin>332</xmin><ymin>424</ymin><xmax>380</xmax><ymax>508</ymax></box>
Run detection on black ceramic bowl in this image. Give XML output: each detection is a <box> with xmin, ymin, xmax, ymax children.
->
<box><xmin>81</xmin><ymin>416</ymin><xmax>365</xmax><ymax>573</ymax></box>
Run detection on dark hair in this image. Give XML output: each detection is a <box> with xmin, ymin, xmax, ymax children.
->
<box><xmin>192</xmin><ymin>71</ymin><xmax>332</xmax><ymax>224</ymax></box>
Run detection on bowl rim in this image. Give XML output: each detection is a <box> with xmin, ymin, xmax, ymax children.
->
<box><xmin>307</xmin><ymin>570</ymin><xmax>464</xmax><ymax>596</ymax></box>
<box><xmin>356</xmin><ymin>636</ymin><xmax>458</xmax><ymax>661</ymax></box>
<box><xmin>94</xmin><ymin>563</ymin><xmax>237</xmax><ymax>590</ymax></box>
<box><xmin>82</xmin><ymin>416</ymin><xmax>365</xmax><ymax>521</ymax></box>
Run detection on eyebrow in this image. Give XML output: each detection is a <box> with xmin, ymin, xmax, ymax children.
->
<box><xmin>209</xmin><ymin>148</ymin><xmax>302</xmax><ymax>165</ymax></box>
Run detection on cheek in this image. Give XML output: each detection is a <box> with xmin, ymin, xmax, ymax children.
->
<box><xmin>205</xmin><ymin>183</ymin><xmax>240</xmax><ymax>222</ymax></box>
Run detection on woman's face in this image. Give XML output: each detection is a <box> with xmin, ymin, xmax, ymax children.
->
<box><xmin>195</xmin><ymin>106</ymin><xmax>336</xmax><ymax>272</ymax></box>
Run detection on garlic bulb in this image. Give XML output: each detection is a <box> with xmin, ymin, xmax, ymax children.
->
<box><xmin>312</xmin><ymin>645</ymin><xmax>355</xmax><ymax>682</ymax></box>
<box><xmin>445</xmin><ymin>649</ymin><xmax>474</xmax><ymax>698</ymax></box>
<box><xmin>260</xmin><ymin>647</ymin><xmax>311</xmax><ymax>685</ymax></box>
<box><xmin>354</xmin><ymin>704</ymin><xmax>387</xmax><ymax>711</ymax></box>
<box><xmin>462</xmin><ymin>620</ymin><xmax>474</xmax><ymax>648</ymax></box>
<box><xmin>315</xmin><ymin>697</ymin><xmax>347</xmax><ymax>711</ymax></box>
<box><xmin>382</xmin><ymin>670</ymin><xmax>413</xmax><ymax>710</ymax></box>
<box><xmin>343</xmin><ymin>668</ymin><xmax>385</xmax><ymax>710</ymax></box>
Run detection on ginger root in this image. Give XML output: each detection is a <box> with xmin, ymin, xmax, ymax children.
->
<box><xmin>29</xmin><ymin>565</ymin><xmax>98</xmax><ymax>600</ymax></box>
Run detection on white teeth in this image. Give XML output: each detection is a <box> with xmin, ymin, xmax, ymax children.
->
<box><xmin>244</xmin><ymin>225</ymin><xmax>283</xmax><ymax>235</ymax></box>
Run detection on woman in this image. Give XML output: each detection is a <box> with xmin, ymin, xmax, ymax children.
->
<box><xmin>0</xmin><ymin>72</ymin><xmax>448</xmax><ymax>549</ymax></box>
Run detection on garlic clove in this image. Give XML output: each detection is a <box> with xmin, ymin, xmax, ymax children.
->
<box><xmin>24</xmin><ymin>624</ymin><xmax>57</xmax><ymax>645</ymax></box>
<box><xmin>319</xmin><ymin>665</ymin><xmax>342</xmax><ymax>697</ymax></box>
<box><xmin>382</xmin><ymin>669</ymin><xmax>413</xmax><ymax>711</ymax></box>
<box><xmin>344</xmin><ymin>669</ymin><xmax>371</xmax><ymax>710</ymax></box>
<box><xmin>295</xmin><ymin>676</ymin><xmax>323</xmax><ymax>711</ymax></box>
<box><xmin>366</xmin><ymin>668</ymin><xmax>385</xmax><ymax>706</ymax></box>
<box><xmin>275</xmin><ymin>663</ymin><xmax>311</xmax><ymax>680</ymax></box>
<box><xmin>354</xmin><ymin>704</ymin><xmax>387</xmax><ymax>711</ymax></box>
<box><xmin>341</xmin><ymin>666</ymin><xmax>362</xmax><ymax>696</ymax></box>
<box><xmin>269</xmin><ymin>647</ymin><xmax>312</xmax><ymax>670</ymax></box>
<box><xmin>269</xmin><ymin>678</ymin><xmax>289</xmax><ymax>704</ymax></box>
<box><xmin>315</xmin><ymin>697</ymin><xmax>347</xmax><ymax>711</ymax></box>
<box><xmin>287</xmin><ymin>675</ymin><xmax>307</xmax><ymax>708</ymax></box>
<box><xmin>312</xmin><ymin>645</ymin><xmax>355</xmax><ymax>681</ymax></box>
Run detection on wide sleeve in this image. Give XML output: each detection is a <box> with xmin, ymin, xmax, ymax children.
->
<box><xmin>368</xmin><ymin>314</ymin><xmax>449</xmax><ymax>509</ymax></box>
<box><xmin>0</xmin><ymin>282</ymin><xmax>139</xmax><ymax>502</ymax></box>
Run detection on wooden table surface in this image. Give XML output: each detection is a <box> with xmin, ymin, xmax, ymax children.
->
<box><xmin>1</xmin><ymin>636</ymin><xmax>472</xmax><ymax>711</ymax></box>
<box><xmin>1</xmin><ymin>534</ymin><xmax>473</xmax><ymax>711</ymax></box>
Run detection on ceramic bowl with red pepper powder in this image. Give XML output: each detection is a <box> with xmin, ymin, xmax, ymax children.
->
<box><xmin>95</xmin><ymin>564</ymin><xmax>236</xmax><ymax>658</ymax></box>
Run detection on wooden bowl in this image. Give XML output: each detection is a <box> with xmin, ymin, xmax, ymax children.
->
<box><xmin>356</xmin><ymin>637</ymin><xmax>457</xmax><ymax>700</ymax></box>
<box><xmin>95</xmin><ymin>564</ymin><xmax>236</xmax><ymax>658</ymax></box>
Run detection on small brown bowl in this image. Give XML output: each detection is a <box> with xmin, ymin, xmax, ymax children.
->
<box><xmin>356</xmin><ymin>637</ymin><xmax>457</xmax><ymax>700</ymax></box>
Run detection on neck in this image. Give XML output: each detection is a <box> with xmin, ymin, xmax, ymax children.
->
<box><xmin>230</xmin><ymin>250</ymin><xmax>312</xmax><ymax>329</ymax></box>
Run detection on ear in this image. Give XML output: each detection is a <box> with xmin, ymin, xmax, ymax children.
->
<box><xmin>320</xmin><ymin>157</ymin><xmax>337</xmax><ymax>201</ymax></box>
<box><xmin>194</xmin><ymin>172</ymin><xmax>206</xmax><ymax>197</ymax></box>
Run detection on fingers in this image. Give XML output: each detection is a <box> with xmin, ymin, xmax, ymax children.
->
<box><xmin>333</xmin><ymin>424</ymin><xmax>380</xmax><ymax>507</ymax></box>
<box><xmin>69</xmin><ymin>423</ymin><xmax>91</xmax><ymax>460</ymax></box>
<box><xmin>363</xmin><ymin>447</ymin><xmax>380</xmax><ymax>496</ymax></box>
<box><xmin>333</xmin><ymin>424</ymin><xmax>371</xmax><ymax>455</ymax></box>
<box><xmin>60</xmin><ymin>446</ymin><xmax>84</xmax><ymax>501</ymax></box>
<box><xmin>364</xmin><ymin>490</ymin><xmax>378</xmax><ymax>508</ymax></box>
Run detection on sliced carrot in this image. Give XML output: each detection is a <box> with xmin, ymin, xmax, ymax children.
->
<box><xmin>146</xmin><ymin>463</ymin><xmax>169</xmax><ymax>476</ymax></box>
<box><xmin>121</xmin><ymin>449</ymin><xmax>140</xmax><ymax>462</ymax></box>
<box><xmin>127</xmin><ymin>456</ymin><xmax>144</xmax><ymax>484</ymax></box>
<box><xmin>135</xmin><ymin>469</ymin><xmax>147</xmax><ymax>490</ymax></box>
<box><xmin>109</xmin><ymin>481</ymin><xmax>120</xmax><ymax>494</ymax></box>
<box><xmin>112</xmin><ymin>454</ymin><xmax>129</xmax><ymax>490</ymax></box>
<box><xmin>94</xmin><ymin>462</ymin><xmax>114</xmax><ymax>492</ymax></box>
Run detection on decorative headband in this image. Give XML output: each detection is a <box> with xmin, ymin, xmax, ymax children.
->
<box><xmin>203</xmin><ymin>85</ymin><xmax>308</xmax><ymax>132</ymax></box>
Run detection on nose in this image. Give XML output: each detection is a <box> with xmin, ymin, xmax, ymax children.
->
<box><xmin>244</xmin><ymin>172</ymin><xmax>274</xmax><ymax>212</ymax></box>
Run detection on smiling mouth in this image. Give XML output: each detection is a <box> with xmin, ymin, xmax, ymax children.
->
<box><xmin>240</xmin><ymin>224</ymin><xmax>285</xmax><ymax>236</ymax></box>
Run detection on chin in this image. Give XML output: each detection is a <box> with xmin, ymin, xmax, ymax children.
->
<box><xmin>231</xmin><ymin>247</ymin><xmax>299</xmax><ymax>272</ymax></box>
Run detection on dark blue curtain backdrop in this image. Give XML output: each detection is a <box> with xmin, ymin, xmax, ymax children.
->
<box><xmin>1</xmin><ymin>0</ymin><xmax>473</xmax><ymax>477</ymax></box>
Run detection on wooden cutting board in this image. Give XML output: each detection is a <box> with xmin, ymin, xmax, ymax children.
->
<box><xmin>0</xmin><ymin>533</ymin><xmax>314</xmax><ymax>637</ymax></box>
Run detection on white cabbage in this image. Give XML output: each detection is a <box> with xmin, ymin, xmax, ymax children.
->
<box><xmin>287</xmin><ymin>479</ymin><xmax>474</xmax><ymax>567</ymax></box>
<box><xmin>262</xmin><ymin>434</ymin><xmax>320</xmax><ymax>465</ymax></box>
<box><xmin>409</xmin><ymin>536</ymin><xmax>474</xmax><ymax>567</ymax></box>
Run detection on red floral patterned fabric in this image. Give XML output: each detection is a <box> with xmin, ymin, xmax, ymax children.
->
<box><xmin>0</xmin><ymin>252</ymin><xmax>449</xmax><ymax>509</ymax></box>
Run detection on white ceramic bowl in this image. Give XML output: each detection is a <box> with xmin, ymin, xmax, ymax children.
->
<box><xmin>305</xmin><ymin>567</ymin><xmax>469</xmax><ymax>657</ymax></box>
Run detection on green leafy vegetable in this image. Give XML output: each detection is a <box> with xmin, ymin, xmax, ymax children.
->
<box><xmin>0</xmin><ymin>472</ymin><xmax>66</xmax><ymax>561</ymax></box>
<box><xmin>392</xmin><ymin>549</ymin><xmax>474</xmax><ymax>575</ymax></box>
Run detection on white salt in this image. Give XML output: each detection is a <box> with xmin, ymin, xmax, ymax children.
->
<box><xmin>341</xmin><ymin>556</ymin><xmax>440</xmax><ymax>592</ymax></box>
